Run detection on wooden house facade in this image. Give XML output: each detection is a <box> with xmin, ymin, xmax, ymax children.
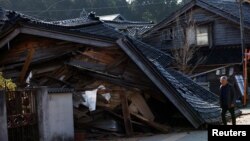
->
<box><xmin>143</xmin><ymin>0</ymin><xmax>250</xmax><ymax>96</ymax></box>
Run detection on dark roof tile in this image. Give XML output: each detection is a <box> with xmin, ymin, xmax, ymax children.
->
<box><xmin>128</xmin><ymin>37</ymin><xmax>223</xmax><ymax>124</ymax></box>
<box><xmin>144</xmin><ymin>0</ymin><xmax>250</xmax><ymax>36</ymax></box>
<box><xmin>199</xmin><ymin>0</ymin><xmax>250</xmax><ymax>26</ymax></box>
<box><xmin>74</xmin><ymin>23</ymin><xmax>124</xmax><ymax>39</ymax></box>
<box><xmin>0</xmin><ymin>10</ymin><xmax>124</xmax><ymax>40</ymax></box>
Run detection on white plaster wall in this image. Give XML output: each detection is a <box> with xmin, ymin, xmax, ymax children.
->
<box><xmin>48</xmin><ymin>93</ymin><xmax>74</xmax><ymax>141</ymax></box>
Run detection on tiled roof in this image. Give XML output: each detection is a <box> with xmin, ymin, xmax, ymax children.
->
<box><xmin>73</xmin><ymin>23</ymin><xmax>124</xmax><ymax>39</ymax></box>
<box><xmin>104</xmin><ymin>20</ymin><xmax>154</xmax><ymax>25</ymax></box>
<box><xmin>0</xmin><ymin>10</ymin><xmax>124</xmax><ymax>40</ymax></box>
<box><xmin>198</xmin><ymin>0</ymin><xmax>250</xmax><ymax>27</ymax></box>
<box><xmin>124</xmin><ymin>38</ymin><xmax>223</xmax><ymax>125</ymax></box>
<box><xmin>161</xmin><ymin>68</ymin><xmax>221</xmax><ymax>123</ymax></box>
<box><xmin>1</xmin><ymin>9</ymin><xmax>151</xmax><ymax>38</ymax></box>
<box><xmin>144</xmin><ymin>0</ymin><xmax>250</xmax><ymax>36</ymax></box>
<box><xmin>48</xmin><ymin>17</ymin><xmax>91</xmax><ymax>26</ymax></box>
<box><xmin>128</xmin><ymin>39</ymin><xmax>173</xmax><ymax>68</ymax></box>
<box><xmin>129</xmin><ymin>26</ymin><xmax>153</xmax><ymax>37</ymax></box>
<box><xmin>104</xmin><ymin>20</ymin><xmax>154</xmax><ymax>37</ymax></box>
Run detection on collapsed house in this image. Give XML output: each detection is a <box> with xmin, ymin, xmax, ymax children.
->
<box><xmin>0</xmin><ymin>7</ymin><xmax>230</xmax><ymax>140</ymax></box>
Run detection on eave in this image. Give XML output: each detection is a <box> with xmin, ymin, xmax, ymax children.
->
<box><xmin>0</xmin><ymin>22</ymin><xmax>116</xmax><ymax>49</ymax></box>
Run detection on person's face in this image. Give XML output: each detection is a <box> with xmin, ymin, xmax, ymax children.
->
<box><xmin>220</xmin><ymin>79</ymin><xmax>228</xmax><ymax>86</ymax></box>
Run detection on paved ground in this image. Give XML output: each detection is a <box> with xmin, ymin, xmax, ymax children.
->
<box><xmin>113</xmin><ymin>105</ymin><xmax>250</xmax><ymax>141</ymax></box>
<box><xmin>225</xmin><ymin>103</ymin><xmax>250</xmax><ymax>125</ymax></box>
<box><xmin>233</xmin><ymin>105</ymin><xmax>250</xmax><ymax>125</ymax></box>
<box><xmin>137</xmin><ymin>131</ymin><xmax>207</xmax><ymax>141</ymax></box>
<box><xmin>105</xmin><ymin>131</ymin><xmax>207</xmax><ymax>141</ymax></box>
<box><xmin>88</xmin><ymin>105</ymin><xmax>250</xmax><ymax>141</ymax></box>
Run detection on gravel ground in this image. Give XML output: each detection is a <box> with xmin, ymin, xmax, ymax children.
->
<box><xmin>236</xmin><ymin>114</ymin><xmax>250</xmax><ymax>125</ymax></box>
<box><xmin>235</xmin><ymin>107</ymin><xmax>250</xmax><ymax>125</ymax></box>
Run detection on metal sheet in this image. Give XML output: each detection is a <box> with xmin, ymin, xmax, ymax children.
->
<box><xmin>235</xmin><ymin>75</ymin><xmax>244</xmax><ymax>96</ymax></box>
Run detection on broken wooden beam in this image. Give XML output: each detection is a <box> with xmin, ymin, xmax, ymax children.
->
<box><xmin>19</xmin><ymin>47</ymin><xmax>35</xmax><ymax>84</ymax></box>
<box><xmin>120</xmin><ymin>91</ymin><xmax>133</xmax><ymax>136</ymax></box>
<box><xmin>129</xmin><ymin>93</ymin><xmax>155</xmax><ymax>121</ymax></box>
<box><xmin>132</xmin><ymin>113</ymin><xmax>170</xmax><ymax>133</ymax></box>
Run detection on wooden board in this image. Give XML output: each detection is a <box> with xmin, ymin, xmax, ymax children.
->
<box><xmin>132</xmin><ymin>113</ymin><xmax>170</xmax><ymax>133</ymax></box>
<box><xmin>128</xmin><ymin>93</ymin><xmax>155</xmax><ymax>121</ymax></box>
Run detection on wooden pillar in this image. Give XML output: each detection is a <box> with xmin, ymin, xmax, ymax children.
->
<box><xmin>0</xmin><ymin>90</ymin><xmax>8</xmax><ymax>141</ymax></box>
<box><xmin>19</xmin><ymin>47</ymin><xmax>35</xmax><ymax>84</ymax></box>
<box><xmin>120</xmin><ymin>92</ymin><xmax>133</xmax><ymax>136</ymax></box>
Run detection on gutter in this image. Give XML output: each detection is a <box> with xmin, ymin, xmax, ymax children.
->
<box><xmin>190</xmin><ymin>63</ymin><xmax>241</xmax><ymax>78</ymax></box>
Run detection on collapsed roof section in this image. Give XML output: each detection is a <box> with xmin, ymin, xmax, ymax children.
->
<box><xmin>0</xmin><ymin>9</ymin><xmax>222</xmax><ymax>128</ymax></box>
<box><xmin>117</xmin><ymin>38</ymin><xmax>221</xmax><ymax>127</ymax></box>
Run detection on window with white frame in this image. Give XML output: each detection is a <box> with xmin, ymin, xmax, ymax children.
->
<box><xmin>196</xmin><ymin>26</ymin><xmax>209</xmax><ymax>46</ymax></box>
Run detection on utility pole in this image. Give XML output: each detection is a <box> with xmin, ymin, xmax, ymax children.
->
<box><xmin>239</xmin><ymin>0</ymin><xmax>248</xmax><ymax>106</ymax></box>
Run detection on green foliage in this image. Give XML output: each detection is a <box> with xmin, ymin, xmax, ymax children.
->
<box><xmin>0</xmin><ymin>72</ymin><xmax>16</xmax><ymax>91</ymax></box>
<box><xmin>0</xmin><ymin>0</ymin><xmax>189</xmax><ymax>22</ymax></box>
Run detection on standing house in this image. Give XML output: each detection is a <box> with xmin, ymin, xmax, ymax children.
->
<box><xmin>142</xmin><ymin>0</ymin><xmax>250</xmax><ymax>95</ymax></box>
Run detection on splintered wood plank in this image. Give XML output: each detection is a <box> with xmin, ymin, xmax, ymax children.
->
<box><xmin>19</xmin><ymin>47</ymin><xmax>35</xmax><ymax>83</ymax></box>
<box><xmin>120</xmin><ymin>92</ymin><xmax>133</xmax><ymax>136</ymax></box>
<box><xmin>132</xmin><ymin>113</ymin><xmax>170</xmax><ymax>133</ymax></box>
<box><xmin>129</xmin><ymin>93</ymin><xmax>155</xmax><ymax>121</ymax></box>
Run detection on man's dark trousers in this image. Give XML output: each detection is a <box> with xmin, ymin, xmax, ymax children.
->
<box><xmin>221</xmin><ymin>106</ymin><xmax>236</xmax><ymax>125</ymax></box>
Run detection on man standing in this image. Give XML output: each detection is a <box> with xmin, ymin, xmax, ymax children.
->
<box><xmin>220</xmin><ymin>76</ymin><xmax>237</xmax><ymax>125</ymax></box>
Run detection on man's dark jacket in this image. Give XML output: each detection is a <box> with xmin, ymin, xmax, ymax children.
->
<box><xmin>219</xmin><ymin>84</ymin><xmax>236</xmax><ymax>108</ymax></box>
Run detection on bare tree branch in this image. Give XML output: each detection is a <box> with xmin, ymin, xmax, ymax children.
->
<box><xmin>171</xmin><ymin>12</ymin><xmax>204</xmax><ymax>75</ymax></box>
